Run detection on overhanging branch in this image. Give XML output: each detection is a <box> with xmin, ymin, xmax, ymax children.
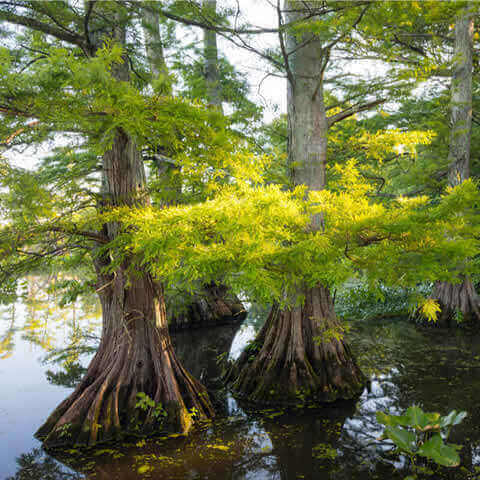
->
<box><xmin>0</xmin><ymin>9</ymin><xmax>87</xmax><ymax>49</ymax></box>
<box><xmin>327</xmin><ymin>98</ymin><xmax>386</xmax><ymax>127</ymax></box>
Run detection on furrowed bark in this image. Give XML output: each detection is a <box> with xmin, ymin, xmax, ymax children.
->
<box><xmin>228</xmin><ymin>286</ymin><xmax>364</xmax><ymax>404</ymax></box>
<box><xmin>430</xmin><ymin>277</ymin><xmax>480</xmax><ymax>327</ymax></box>
<box><xmin>36</xmin><ymin>267</ymin><xmax>214</xmax><ymax>447</ymax></box>
<box><xmin>425</xmin><ymin>4</ymin><xmax>480</xmax><ymax>326</ymax></box>
<box><xmin>228</xmin><ymin>0</ymin><xmax>365</xmax><ymax>406</ymax></box>
<box><xmin>36</xmin><ymin>12</ymin><xmax>214</xmax><ymax>448</ymax></box>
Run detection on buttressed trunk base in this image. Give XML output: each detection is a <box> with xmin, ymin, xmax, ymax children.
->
<box><xmin>36</xmin><ymin>271</ymin><xmax>214</xmax><ymax>448</ymax></box>
<box><xmin>430</xmin><ymin>277</ymin><xmax>480</xmax><ymax>327</ymax></box>
<box><xmin>228</xmin><ymin>285</ymin><xmax>365</xmax><ymax>406</ymax></box>
<box><xmin>169</xmin><ymin>282</ymin><xmax>246</xmax><ymax>330</ymax></box>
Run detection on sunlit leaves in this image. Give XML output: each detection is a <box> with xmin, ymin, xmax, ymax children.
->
<box><xmin>358</xmin><ymin>129</ymin><xmax>436</xmax><ymax>162</ymax></box>
<box><xmin>419</xmin><ymin>298</ymin><xmax>441</xmax><ymax>322</ymax></box>
<box><xmin>107</xmin><ymin>163</ymin><xmax>480</xmax><ymax>307</ymax></box>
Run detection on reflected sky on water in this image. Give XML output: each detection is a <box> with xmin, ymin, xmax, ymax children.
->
<box><xmin>2</xmin><ymin>280</ymin><xmax>480</xmax><ymax>479</ymax></box>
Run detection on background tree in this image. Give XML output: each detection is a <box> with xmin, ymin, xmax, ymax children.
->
<box><xmin>140</xmin><ymin>2</ymin><xmax>247</xmax><ymax>329</ymax></box>
<box><xmin>229</xmin><ymin>1</ymin><xmax>371</xmax><ymax>405</ymax></box>
<box><xmin>429</xmin><ymin>3</ymin><xmax>480</xmax><ymax>325</ymax></box>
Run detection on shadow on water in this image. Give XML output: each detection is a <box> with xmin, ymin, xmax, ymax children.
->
<box><xmin>3</xmin><ymin>284</ymin><xmax>480</xmax><ymax>479</ymax></box>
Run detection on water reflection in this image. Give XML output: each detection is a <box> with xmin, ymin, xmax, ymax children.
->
<box><xmin>6</xmin><ymin>448</ymin><xmax>83</xmax><ymax>480</ymax></box>
<box><xmin>2</xmin><ymin>280</ymin><xmax>480</xmax><ymax>479</ymax></box>
<box><xmin>0</xmin><ymin>305</ymin><xmax>16</xmax><ymax>359</ymax></box>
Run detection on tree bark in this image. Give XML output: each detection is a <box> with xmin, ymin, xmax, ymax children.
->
<box><xmin>141</xmin><ymin>4</ymin><xmax>169</xmax><ymax>82</ymax></box>
<box><xmin>228</xmin><ymin>286</ymin><xmax>364</xmax><ymax>404</ymax></box>
<box><xmin>168</xmin><ymin>282</ymin><xmax>246</xmax><ymax>331</ymax></box>
<box><xmin>430</xmin><ymin>277</ymin><xmax>480</xmax><ymax>327</ymax></box>
<box><xmin>36</xmin><ymin>16</ymin><xmax>214</xmax><ymax>448</ymax></box>
<box><xmin>203</xmin><ymin>0</ymin><xmax>223</xmax><ymax>111</ymax></box>
<box><xmin>36</xmin><ymin>264</ymin><xmax>213</xmax><ymax>447</ymax></box>
<box><xmin>429</xmin><ymin>4</ymin><xmax>480</xmax><ymax>326</ymax></box>
<box><xmin>228</xmin><ymin>1</ymin><xmax>365</xmax><ymax>406</ymax></box>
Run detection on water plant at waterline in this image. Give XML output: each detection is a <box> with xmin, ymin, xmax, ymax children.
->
<box><xmin>377</xmin><ymin>405</ymin><xmax>467</xmax><ymax>477</ymax></box>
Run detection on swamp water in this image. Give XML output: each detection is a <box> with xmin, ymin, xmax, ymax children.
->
<box><xmin>2</xmin><ymin>288</ymin><xmax>480</xmax><ymax>479</ymax></box>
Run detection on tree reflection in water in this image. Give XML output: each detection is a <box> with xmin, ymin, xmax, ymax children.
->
<box><xmin>6</xmin><ymin>448</ymin><xmax>82</xmax><ymax>480</ymax></box>
<box><xmin>5</xmin><ymin>279</ymin><xmax>480</xmax><ymax>479</ymax></box>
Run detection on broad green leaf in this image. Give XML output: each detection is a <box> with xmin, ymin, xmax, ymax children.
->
<box><xmin>376</xmin><ymin>411</ymin><xmax>400</xmax><ymax>427</ymax></box>
<box><xmin>404</xmin><ymin>405</ymin><xmax>441</xmax><ymax>432</ymax></box>
<box><xmin>417</xmin><ymin>434</ymin><xmax>461</xmax><ymax>467</ymax></box>
<box><xmin>384</xmin><ymin>426</ymin><xmax>416</xmax><ymax>454</ymax></box>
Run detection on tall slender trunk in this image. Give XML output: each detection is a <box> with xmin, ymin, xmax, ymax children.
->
<box><xmin>141</xmin><ymin>4</ymin><xmax>169</xmax><ymax>82</ymax></box>
<box><xmin>36</xmin><ymin>18</ymin><xmax>214</xmax><ymax>448</ymax></box>
<box><xmin>430</xmin><ymin>4</ymin><xmax>479</xmax><ymax>326</ymax></box>
<box><xmin>228</xmin><ymin>1</ymin><xmax>365</xmax><ymax>405</ymax></box>
<box><xmin>141</xmin><ymin>4</ymin><xmax>244</xmax><ymax>329</ymax></box>
<box><xmin>203</xmin><ymin>0</ymin><xmax>223</xmax><ymax>111</ymax></box>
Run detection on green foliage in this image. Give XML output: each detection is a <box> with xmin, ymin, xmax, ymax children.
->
<box><xmin>172</xmin><ymin>50</ymin><xmax>262</xmax><ymax>128</ymax></box>
<box><xmin>336</xmin><ymin>281</ymin><xmax>431</xmax><ymax>321</ymax></box>
<box><xmin>1</xmin><ymin>0</ymin><xmax>480</xmax><ymax>330</ymax></box>
<box><xmin>0</xmin><ymin>33</ymin><xmax>246</xmax><ymax>291</ymax></box>
<box><xmin>377</xmin><ymin>405</ymin><xmax>467</xmax><ymax>474</ymax></box>
<box><xmin>110</xmin><ymin>162</ymin><xmax>480</xmax><ymax>308</ymax></box>
<box><xmin>135</xmin><ymin>392</ymin><xmax>168</xmax><ymax>420</ymax></box>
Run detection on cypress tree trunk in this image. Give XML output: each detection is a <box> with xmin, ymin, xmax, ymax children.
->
<box><xmin>428</xmin><ymin>4</ymin><xmax>479</xmax><ymax>326</ymax></box>
<box><xmin>36</xmin><ymin>256</ymin><xmax>213</xmax><ymax>447</ymax></box>
<box><xmin>228</xmin><ymin>1</ymin><xmax>365</xmax><ymax>406</ymax></box>
<box><xmin>36</xmin><ymin>20</ymin><xmax>214</xmax><ymax>448</ymax></box>
<box><xmin>168</xmin><ymin>282</ymin><xmax>246</xmax><ymax>331</ymax></box>
<box><xmin>203</xmin><ymin>0</ymin><xmax>223</xmax><ymax>111</ymax></box>
<box><xmin>229</xmin><ymin>287</ymin><xmax>364</xmax><ymax>404</ymax></box>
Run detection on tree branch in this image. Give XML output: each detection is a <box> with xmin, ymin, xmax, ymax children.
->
<box><xmin>47</xmin><ymin>226</ymin><xmax>108</xmax><ymax>244</ymax></box>
<box><xmin>327</xmin><ymin>98</ymin><xmax>386</xmax><ymax>127</ymax></box>
<box><xmin>0</xmin><ymin>8</ymin><xmax>87</xmax><ymax>49</ymax></box>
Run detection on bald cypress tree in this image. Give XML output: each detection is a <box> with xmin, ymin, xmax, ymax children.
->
<box><xmin>429</xmin><ymin>4</ymin><xmax>480</xmax><ymax>326</ymax></box>
<box><xmin>229</xmin><ymin>1</ymin><xmax>367</xmax><ymax>405</ymax></box>
<box><xmin>0</xmin><ymin>1</ymin><xmax>215</xmax><ymax>447</ymax></box>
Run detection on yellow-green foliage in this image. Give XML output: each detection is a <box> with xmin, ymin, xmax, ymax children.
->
<box><xmin>357</xmin><ymin>129</ymin><xmax>436</xmax><ymax>162</ymax></box>
<box><xmin>419</xmin><ymin>298</ymin><xmax>442</xmax><ymax>322</ymax></box>
<box><xmin>109</xmin><ymin>161</ymin><xmax>480</xmax><ymax>307</ymax></box>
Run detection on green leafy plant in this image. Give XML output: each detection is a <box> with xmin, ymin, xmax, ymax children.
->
<box><xmin>377</xmin><ymin>406</ymin><xmax>467</xmax><ymax>478</ymax></box>
<box><xmin>135</xmin><ymin>392</ymin><xmax>168</xmax><ymax>420</ymax></box>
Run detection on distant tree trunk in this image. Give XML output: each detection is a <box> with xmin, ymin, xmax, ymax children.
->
<box><xmin>168</xmin><ymin>282</ymin><xmax>246</xmax><ymax>331</ymax></box>
<box><xmin>429</xmin><ymin>4</ymin><xmax>480</xmax><ymax>326</ymax></box>
<box><xmin>141</xmin><ymin>4</ymin><xmax>244</xmax><ymax>329</ymax></box>
<box><xmin>228</xmin><ymin>1</ymin><xmax>365</xmax><ymax>406</ymax></box>
<box><xmin>203</xmin><ymin>0</ymin><xmax>223</xmax><ymax>111</ymax></box>
<box><xmin>36</xmin><ymin>19</ymin><xmax>214</xmax><ymax>448</ymax></box>
<box><xmin>141</xmin><ymin>3</ymin><xmax>169</xmax><ymax>83</ymax></box>
<box><xmin>196</xmin><ymin>1</ymin><xmax>247</xmax><ymax>327</ymax></box>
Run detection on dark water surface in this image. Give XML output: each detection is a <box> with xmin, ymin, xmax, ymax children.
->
<box><xmin>2</xmin><ymin>287</ymin><xmax>480</xmax><ymax>480</ymax></box>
